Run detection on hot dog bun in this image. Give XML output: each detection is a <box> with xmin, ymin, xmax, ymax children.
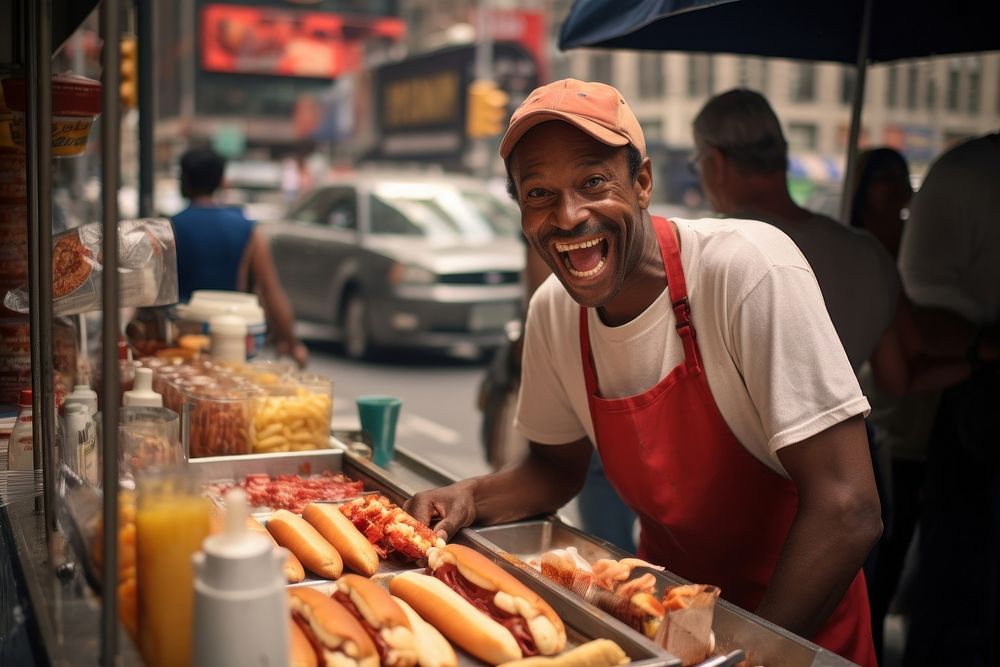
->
<box><xmin>390</xmin><ymin>571</ymin><xmax>522</xmax><ymax>665</ymax></box>
<box><xmin>289</xmin><ymin>588</ymin><xmax>378</xmax><ymax>667</ymax></box>
<box><xmin>498</xmin><ymin>639</ymin><xmax>630</xmax><ymax>667</ymax></box>
<box><xmin>430</xmin><ymin>545</ymin><xmax>566</xmax><ymax>656</ymax></box>
<box><xmin>247</xmin><ymin>516</ymin><xmax>306</xmax><ymax>583</ymax></box>
<box><xmin>392</xmin><ymin>596</ymin><xmax>458</xmax><ymax>667</ymax></box>
<box><xmin>290</xmin><ymin>617</ymin><xmax>319</xmax><ymax>667</ymax></box>
<box><xmin>304</xmin><ymin>503</ymin><xmax>380</xmax><ymax>576</ymax></box>
<box><xmin>267</xmin><ymin>509</ymin><xmax>343</xmax><ymax>579</ymax></box>
<box><xmin>335</xmin><ymin>574</ymin><xmax>418</xmax><ymax>667</ymax></box>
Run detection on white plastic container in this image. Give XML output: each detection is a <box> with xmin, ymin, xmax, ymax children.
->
<box><xmin>174</xmin><ymin>291</ymin><xmax>267</xmax><ymax>359</ymax></box>
<box><xmin>209</xmin><ymin>314</ymin><xmax>248</xmax><ymax>364</ymax></box>
<box><xmin>64</xmin><ymin>383</ymin><xmax>98</xmax><ymax>415</ymax></box>
<box><xmin>123</xmin><ymin>367</ymin><xmax>163</xmax><ymax>407</ymax></box>
<box><xmin>8</xmin><ymin>389</ymin><xmax>33</xmax><ymax>471</ymax></box>
<box><xmin>192</xmin><ymin>489</ymin><xmax>288</xmax><ymax>667</ymax></box>
<box><xmin>64</xmin><ymin>402</ymin><xmax>97</xmax><ymax>484</ymax></box>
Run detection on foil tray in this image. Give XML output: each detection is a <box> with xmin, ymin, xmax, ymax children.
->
<box><xmin>466</xmin><ymin>520</ymin><xmax>857</xmax><ymax>667</ymax></box>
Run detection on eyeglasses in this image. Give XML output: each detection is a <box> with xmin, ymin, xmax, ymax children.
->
<box><xmin>687</xmin><ymin>149</ymin><xmax>707</xmax><ymax>175</ymax></box>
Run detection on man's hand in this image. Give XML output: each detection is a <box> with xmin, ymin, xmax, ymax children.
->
<box><xmin>404</xmin><ymin>479</ymin><xmax>479</xmax><ymax>540</ymax></box>
<box><xmin>406</xmin><ymin>439</ymin><xmax>592</xmax><ymax>541</ymax></box>
<box><xmin>276</xmin><ymin>339</ymin><xmax>309</xmax><ymax>369</ymax></box>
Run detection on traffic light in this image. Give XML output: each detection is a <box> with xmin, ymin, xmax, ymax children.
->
<box><xmin>466</xmin><ymin>79</ymin><xmax>509</xmax><ymax>139</ymax></box>
<box><xmin>119</xmin><ymin>36</ymin><xmax>137</xmax><ymax>109</ymax></box>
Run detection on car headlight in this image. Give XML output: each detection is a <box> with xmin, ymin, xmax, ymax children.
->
<box><xmin>389</xmin><ymin>262</ymin><xmax>436</xmax><ymax>286</ymax></box>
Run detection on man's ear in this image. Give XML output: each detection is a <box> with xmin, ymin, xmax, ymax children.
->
<box><xmin>635</xmin><ymin>157</ymin><xmax>653</xmax><ymax>209</ymax></box>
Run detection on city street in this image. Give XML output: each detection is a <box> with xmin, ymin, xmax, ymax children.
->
<box><xmin>303</xmin><ymin>341</ymin><xmax>493</xmax><ymax>481</ymax></box>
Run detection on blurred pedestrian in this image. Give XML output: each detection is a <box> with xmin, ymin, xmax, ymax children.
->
<box><xmin>848</xmin><ymin>147</ymin><xmax>913</xmax><ymax>258</ymax></box>
<box><xmin>898</xmin><ymin>132</ymin><xmax>1000</xmax><ymax>666</ymax></box>
<box><xmin>173</xmin><ymin>146</ymin><xmax>308</xmax><ymax>367</ymax></box>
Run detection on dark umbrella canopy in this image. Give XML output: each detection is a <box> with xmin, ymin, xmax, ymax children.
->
<box><xmin>559</xmin><ymin>0</ymin><xmax>998</xmax><ymax>64</ymax></box>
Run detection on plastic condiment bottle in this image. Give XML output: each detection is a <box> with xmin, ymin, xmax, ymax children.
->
<box><xmin>64</xmin><ymin>383</ymin><xmax>98</xmax><ymax>415</ymax></box>
<box><xmin>64</xmin><ymin>403</ymin><xmax>98</xmax><ymax>484</ymax></box>
<box><xmin>8</xmin><ymin>389</ymin><xmax>34</xmax><ymax>471</ymax></box>
<box><xmin>122</xmin><ymin>367</ymin><xmax>162</xmax><ymax>407</ymax></box>
<box><xmin>209</xmin><ymin>314</ymin><xmax>248</xmax><ymax>363</ymax></box>
<box><xmin>192</xmin><ymin>488</ymin><xmax>288</xmax><ymax>667</ymax></box>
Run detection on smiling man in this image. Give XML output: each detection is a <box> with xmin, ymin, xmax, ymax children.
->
<box><xmin>406</xmin><ymin>79</ymin><xmax>881</xmax><ymax>666</ymax></box>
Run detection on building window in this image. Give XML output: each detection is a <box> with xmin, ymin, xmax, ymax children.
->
<box><xmin>968</xmin><ymin>58</ymin><xmax>982</xmax><ymax>113</ymax></box>
<box><xmin>946</xmin><ymin>59</ymin><xmax>961</xmax><ymax>111</ymax></box>
<box><xmin>840</xmin><ymin>67</ymin><xmax>856</xmax><ymax>105</ymax></box>
<box><xmin>550</xmin><ymin>55</ymin><xmax>571</xmax><ymax>83</ymax></box>
<box><xmin>590</xmin><ymin>52</ymin><xmax>613</xmax><ymax>84</ymax></box>
<box><xmin>789</xmin><ymin>63</ymin><xmax>816</xmax><ymax>102</ymax></box>
<box><xmin>926</xmin><ymin>76</ymin><xmax>937</xmax><ymax>110</ymax></box>
<box><xmin>786</xmin><ymin>122</ymin><xmax>818</xmax><ymax>151</ymax></box>
<box><xmin>885</xmin><ymin>67</ymin><xmax>898</xmax><ymax>108</ymax></box>
<box><xmin>638</xmin><ymin>53</ymin><xmax>664</xmax><ymax>98</ymax></box>
<box><xmin>906</xmin><ymin>65</ymin><xmax>918</xmax><ymax>111</ymax></box>
<box><xmin>686</xmin><ymin>54</ymin><xmax>714</xmax><ymax>97</ymax></box>
<box><xmin>642</xmin><ymin>118</ymin><xmax>664</xmax><ymax>143</ymax></box>
<box><xmin>737</xmin><ymin>58</ymin><xmax>749</xmax><ymax>88</ymax></box>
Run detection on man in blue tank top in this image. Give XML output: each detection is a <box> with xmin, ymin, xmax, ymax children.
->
<box><xmin>173</xmin><ymin>146</ymin><xmax>307</xmax><ymax>367</ymax></box>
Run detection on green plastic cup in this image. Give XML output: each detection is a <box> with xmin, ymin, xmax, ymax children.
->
<box><xmin>356</xmin><ymin>395</ymin><xmax>402</xmax><ymax>467</ymax></box>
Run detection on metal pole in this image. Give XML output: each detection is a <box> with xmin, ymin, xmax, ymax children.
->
<box><xmin>839</xmin><ymin>0</ymin><xmax>873</xmax><ymax>224</ymax></box>
<box><xmin>99</xmin><ymin>0</ymin><xmax>122</xmax><ymax>663</ymax></box>
<box><xmin>26</xmin><ymin>0</ymin><xmax>56</xmax><ymax>534</ymax></box>
<box><xmin>137</xmin><ymin>0</ymin><xmax>154</xmax><ymax>217</ymax></box>
<box><xmin>474</xmin><ymin>0</ymin><xmax>494</xmax><ymax>180</ymax></box>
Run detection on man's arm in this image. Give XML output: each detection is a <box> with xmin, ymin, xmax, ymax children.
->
<box><xmin>754</xmin><ymin>414</ymin><xmax>882</xmax><ymax>638</ymax></box>
<box><xmin>244</xmin><ymin>228</ymin><xmax>308</xmax><ymax>367</ymax></box>
<box><xmin>869</xmin><ymin>294</ymin><xmax>972</xmax><ymax>396</ymax></box>
<box><xmin>405</xmin><ymin>437</ymin><xmax>592</xmax><ymax>538</ymax></box>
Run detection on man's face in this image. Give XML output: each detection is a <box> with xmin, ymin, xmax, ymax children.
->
<box><xmin>508</xmin><ymin>121</ymin><xmax>653</xmax><ymax>310</ymax></box>
<box><xmin>690</xmin><ymin>141</ymin><xmax>725</xmax><ymax>213</ymax></box>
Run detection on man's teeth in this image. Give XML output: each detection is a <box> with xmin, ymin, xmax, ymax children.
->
<box><xmin>555</xmin><ymin>238</ymin><xmax>602</xmax><ymax>252</ymax></box>
<box><xmin>568</xmin><ymin>257</ymin><xmax>606</xmax><ymax>278</ymax></box>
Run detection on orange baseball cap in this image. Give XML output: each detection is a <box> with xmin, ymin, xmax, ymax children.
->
<box><xmin>499</xmin><ymin>78</ymin><xmax>646</xmax><ymax>161</ymax></box>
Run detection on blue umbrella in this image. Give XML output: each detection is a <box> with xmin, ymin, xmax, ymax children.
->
<box><xmin>558</xmin><ymin>0</ymin><xmax>999</xmax><ymax>219</ymax></box>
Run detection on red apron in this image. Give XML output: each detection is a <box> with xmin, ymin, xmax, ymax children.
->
<box><xmin>580</xmin><ymin>217</ymin><xmax>876</xmax><ymax>666</ymax></box>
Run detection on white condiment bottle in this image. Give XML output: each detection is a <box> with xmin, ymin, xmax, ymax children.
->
<box><xmin>122</xmin><ymin>367</ymin><xmax>162</xmax><ymax>407</ymax></box>
<box><xmin>8</xmin><ymin>389</ymin><xmax>33</xmax><ymax>471</ymax></box>
<box><xmin>64</xmin><ymin>403</ymin><xmax>98</xmax><ymax>484</ymax></box>
<box><xmin>64</xmin><ymin>383</ymin><xmax>99</xmax><ymax>415</ymax></box>
<box><xmin>192</xmin><ymin>488</ymin><xmax>288</xmax><ymax>667</ymax></box>
<box><xmin>209</xmin><ymin>314</ymin><xmax>248</xmax><ymax>363</ymax></box>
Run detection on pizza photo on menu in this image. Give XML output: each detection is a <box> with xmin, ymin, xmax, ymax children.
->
<box><xmin>52</xmin><ymin>232</ymin><xmax>95</xmax><ymax>298</ymax></box>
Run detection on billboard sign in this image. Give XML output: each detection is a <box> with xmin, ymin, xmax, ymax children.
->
<box><xmin>201</xmin><ymin>4</ymin><xmax>404</xmax><ymax>78</ymax></box>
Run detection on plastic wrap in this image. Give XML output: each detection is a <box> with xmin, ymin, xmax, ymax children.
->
<box><xmin>3</xmin><ymin>218</ymin><xmax>178</xmax><ymax>316</ymax></box>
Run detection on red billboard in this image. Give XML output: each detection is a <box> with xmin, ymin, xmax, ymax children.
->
<box><xmin>201</xmin><ymin>4</ymin><xmax>405</xmax><ymax>78</ymax></box>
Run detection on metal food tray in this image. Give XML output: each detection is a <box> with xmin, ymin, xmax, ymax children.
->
<box><xmin>331</xmin><ymin>430</ymin><xmax>462</xmax><ymax>494</ymax></box>
<box><xmin>191</xmin><ymin>449</ymin><xmax>433</xmax><ymax>582</ymax></box>
<box><xmin>466</xmin><ymin>519</ymin><xmax>857</xmax><ymax>667</ymax></box>
<box><xmin>299</xmin><ymin>563</ymin><xmax>678</xmax><ymax>667</ymax></box>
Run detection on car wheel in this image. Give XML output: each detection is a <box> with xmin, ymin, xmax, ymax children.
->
<box><xmin>343</xmin><ymin>292</ymin><xmax>372</xmax><ymax>360</ymax></box>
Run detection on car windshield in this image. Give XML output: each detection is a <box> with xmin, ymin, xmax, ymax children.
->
<box><xmin>371</xmin><ymin>182</ymin><xmax>520</xmax><ymax>243</ymax></box>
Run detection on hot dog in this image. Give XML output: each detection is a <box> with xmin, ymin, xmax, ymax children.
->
<box><xmin>392</xmin><ymin>596</ymin><xmax>458</xmax><ymax>667</ymax></box>
<box><xmin>391</xmin><ymin>545</ymin><xmax>567</xmax><ymax>663</ymax></box>
<box><xmin>339</xmin><ymin>494</ymin><xmax>445</xmax><ymax>561</ymax></box>
<box><xmin>303</xmin><ymin>503</ymin><xmax>379</xmax><ymax>576</ymax></box>
<box><xmin>290</xmin><ymin>617</ymin><xmax>319</xmax><ymax>667</ymax></box>
<box><xmin>333</xmin><ymin>574</ymin><xmax>419</xmax><ymax>667</ymax></box>
<box><xmin>289</xmin><ymin>588</ymin><xmax>378</xmax><ymax>667</ymax></box>
<box><xmin>390</xmin><ymin>572</ymin><xmax>523</xmax><ymax>665</ymax></box>
<box><xmin>539</xmin><ymin>550</ymin><xmax>664</xmax><ymax>638</ymax></box>
<box><xmin>267</xmin><ymin>509</ymin><xmax>343</xmax><ymax>579</ymax></box>
<box><xmin>498</xmin><ymin>639</ymin><xmax>630</xmax><ymax>667</ymax></box>
<box><xmin>247</xmin><ymin>516</ymin><xmax>306</xmax><ymax>583</ymax></box>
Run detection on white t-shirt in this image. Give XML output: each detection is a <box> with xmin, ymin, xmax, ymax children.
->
<box><xmin>900</xmin><ymin>133</ymin><xmax>1000</xmax><ymax>325</ymax></box>
<box><xmin>515</xmin><ymin>217</ymin><xmax>870</xmax><ymax>478</ymax></box>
